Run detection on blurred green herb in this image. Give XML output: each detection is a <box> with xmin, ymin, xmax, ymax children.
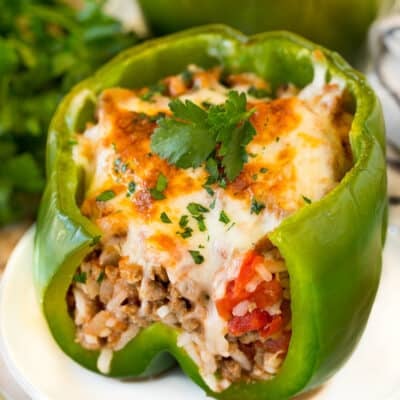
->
<box><xmin>0</xmin><ymin>0</ymin><xmax>137</xmax><ymax>225</ymax></box>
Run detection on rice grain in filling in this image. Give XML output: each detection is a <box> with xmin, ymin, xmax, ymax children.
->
<box><xmin>69</xmin><ymin>63</ymin><xmax>353</xmax><ymax>391</ymax></box>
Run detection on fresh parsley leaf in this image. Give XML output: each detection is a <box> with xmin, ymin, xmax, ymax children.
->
<box><xmin>220</xmin><ymin>119</ymin><xmax>256</xmax><ymax>181</ymax></box>
<box><xmin>96</xmin><ymin>190</ymin><xmax>115</xmax><ymax>202</ymax></box>
<box><xmin>0</xmin><ymin>0</ymin><xmax>137</xmax><ymax>226</ymax></box>
<box><xmin>203</xmin><ymin>184</ymin><xmax>215</xmax><ymax>196</ymax></box>
<box><xmin>160</xmin><ymin>211</ymin><xmax>172</xmax><ymax>223</ymax></box>
<box><xmin>179</xmin><ymin>215</ymin><xmax>189</xmax><ymax>227</ymax></box>
<box><xmin>150</xmin><ymin>173</ymin><xmax>168</xmax><ymax>200</ymax></box>
<box><xmin>250</xmin><ymin>198</ymin><xmax>266</xmax><ymax>215</ymax></box>
<box><xmin>205</xmin><ymin>158</ymin><xmax>219</xmax><ymax>183</ymax></box>
<box><xmin>302</xmin><ymin>195</ymin><xmax>312</xmax><ymax>204</ymax></box>
<box><xmin>189</xmin><ymin>250</ymin><xmax>204</xmax><ymax>264</ymax></box>
<box><xmin>150</xmin><ymin>189</ymin><xmax>166</xmax><ymax>200</ymax></box>
<box><xmin>177</xmin><ymin>226</ymin><xmax>193</xmax><ymax>239</ymax></box>
<box><xmin>193</xmin><ymin>215</ymin><xmax>207</xmax><ymax>232</ymax></box>
<box><xmin>151</xmin><ymin>91</ymin><xmax>256</xmax><ymax>182</ymax></box>
<box><xmin>210</xmin><ymin>198</ymin><xmax>216</xmax><ymax>209</ymax></box>
<box><xmin>187</xmin><ymin>202</ymin><xmax>209</xmax><ymax>215</ymax></box>
<box><xmin>73</xmin><ymin>271</ymin><xmax>87</xmax><ymax>284</ymax></box>
<box><xmin>151</xmin><ymin>99</ymin><xmax>215</xmax><ymax>168</ymax></box>
<box><xmin>155</xmin><ymin>173</ymin><xmax>168</xmax><ymax>192</ymax></box>
<box><xmin>219</xmin><ymin>210</ymin><xmax>230</xmax><ymax>224</ymax></box>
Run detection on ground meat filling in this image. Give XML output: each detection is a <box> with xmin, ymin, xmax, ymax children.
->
<box><xmin>68</xmin><ymin>243</ymin><xmax>291</xmax><ymax>383</ymax></box>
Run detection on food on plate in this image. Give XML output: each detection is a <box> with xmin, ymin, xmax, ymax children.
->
<box><xmin>35</xmin><ymin>26</ymin><xmax>387</xmax><ymax>399</ymax></box>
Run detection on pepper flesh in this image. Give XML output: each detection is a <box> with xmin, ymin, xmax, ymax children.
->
<box><xmin>34</xmin><ymin>25</ymin><xmax>387</xmax><ymax>399</ymax></box>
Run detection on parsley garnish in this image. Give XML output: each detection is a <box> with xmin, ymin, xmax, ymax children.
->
<box><xmin>210</xmin><ymin>198</ymin><xmax>216</xmax><ymax>209</ymax></box>
<box><xmin>187</xmin><ymin>202</ymin><xmax>209</xmax><ymax>215</ymax></box>
<box><xmin>96</xmin><ymin>190</ymin><xmax>115</xmax><ymax>202</ymax></box>
<box><xmin>97</xmin><ymin>271</ymin><xmax>105</xmax><ymax>283</ymax></box>
<box><xmin>127</xmin><ymin>181</ymin><xmax>136</xmax><ymax>196</ymax></box>
<box><xmin>177</xmin><ymin>226</ymin><xmax>193</xmax><ymax>239</ymax></box>
<box><xmin>150</xmin><ymin>173</ymin><xmax>168</xmax><ymax>200</ymax></box>
<box><xmin>219</xmin><ymin>210</ymin><xmax>230</xmax><ymax>224</ymax></box>
<box><xmin>151</xmin><ymin>91</ymin><xmax>256</xmax><ymax>182</ymax></box>
<box><xmin>179</xmin><ymin>215</ymin><xmax>189</xmax><ymax>227</ymax></box>
<box><xmin>302</xmin><ymin>195</ymin><xmax>312</xmax><ymax>204</ymax></box>
<box><xmin>73</xmin><ymin>271</ymin><xmax>87</xmax><ymax>284</ymax></box>
<box><xmin>193</xmin><ymin>215</ymin><xmax>207</xmax><ymax>232</ymax></box>
<box><xmin>250</xmin><ymin>198</ymin><xmax>266</xmax><ymax>215</ymax></box>
<box><xmin>189</xmin><ymin>250</ymin><xmax>204</xmax><ymax>264</ymax></box>
<box><xmin>260</xmin><ymin>167</ymin><xmax>268</xmax><ymax>173</ymax></box>
<box><xmin>203</xmin><ymin>184</ymin><xmax>215</xmax><ymax>196</ymax></box>
<box><xmin>160</xmin><ymin>212</ymin><xmax>172</xmax><ymax>223</ymax></box>
<box><xmin>247</xmin><ymin>86</ymin><xmax>270</xmax><ymax>99</ymax></box>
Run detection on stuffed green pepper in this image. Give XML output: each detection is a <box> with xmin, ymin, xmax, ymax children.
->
<box><xmin>138</xmin><ymin>0</ymin><xmax>385</xmax><ymax>60</ymax></box>
<box><xmin>34</xmin><ymin>25</ymin><xmax>387</xmax><ymax>399</ymax></box>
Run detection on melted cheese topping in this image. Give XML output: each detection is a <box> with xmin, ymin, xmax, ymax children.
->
<box><xmin>74</xmin><ymin>63</ymin><xmax>352</xmax><ymax>378</ymax></box>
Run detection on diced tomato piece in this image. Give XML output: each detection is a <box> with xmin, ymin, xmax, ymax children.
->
<box><xmin>233</xmin><ymin>251</ymin><xmax>264</xmax><ymax>296</ymax></box>
<box><xmin>252</xmin><ymin>280</ymin><xmax>283</xmax><ymax>309</ymax></box>
<box><xmin>216</xmin><ymin>250</ymin><xmax>284</xmax><ymax>325</ymax></box>
<box><xmin>228</xmin><ymin>309</ymin><xmax>271</xmax><ymax>336</ymax></box>
<box><xmin>261</xmin><ymin>314</ymin><xmax>283</xmax><ymax>338</ymax></box>
<box><xmin>216</xmin><ymin>281</ymin><xmax>235</xmax><ymax>319</ymax></box>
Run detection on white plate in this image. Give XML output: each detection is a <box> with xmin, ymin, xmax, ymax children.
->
<box><xmin>1</xmin><ymin>224</ymin><xmax>400</xmax><ymax>400</ymax></box>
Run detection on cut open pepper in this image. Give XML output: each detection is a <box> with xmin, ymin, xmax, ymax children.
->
<box><xmin>34</xmin><ymin>25</ymin><xmax>387</xmax><ymax>399</ymax></box>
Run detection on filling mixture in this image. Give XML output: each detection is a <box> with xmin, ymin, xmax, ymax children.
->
<box><xmin>69</xmin><ymin>58</ymin><xmax>353</xmax><ymax>391</ymax></box>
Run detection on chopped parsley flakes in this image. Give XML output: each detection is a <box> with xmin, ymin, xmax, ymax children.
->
<box><xmin>177</xmin><ymin>226</ymin><xmax>193</xmax><ymax>239</ymax></box>
<box><xmin>250</xmin><ymin>198</ymin><xmax>266</xmax><ymax>215</ymax></box>
<box><xmin>219</xmin><ymin>210</ymin><xmax>230</xmax><ymax>224</ymax></box>
<box><xmin>187</xmin><ymin>202</ymin><xmax>209</xmax><ymax>215</ymax></box>
<box><xmin>150</xmin><ymin>173</ymin><xmax>168</xmax><ymax>200</ymax></box>
<box><xmin>302</xmin><ymin>195</ymin><xmax>312</xmax><ymax>204</ymax></box>
<box><xmin>193</xmin><ymin>215</ymin><xmax>207</xmax><ymax>232</ymax></box>
<box><xmin>189</xmin><ymin>250</ymin><xmax>204</xmax><ymax>264</ymax></box>
<box><xmin>96</xmin><ymin>190</ymin><xmax>115</xmax><ymax>202</ymax></box>
<box><xmin>160</xmin><ymin>212</ymin><xmax>172</xmax><ymax>223</ymax></box>
<box><xmin>179</xmin><ymin>215</ymin><xmax>189</xmax><ymax>227</ymax></box>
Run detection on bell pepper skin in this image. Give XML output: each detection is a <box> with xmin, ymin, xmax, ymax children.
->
<box><xmin>34</xmin><ymin>25</ymin><xmax>387</xmax><ymax>399</ymax></box>
<box><xmin>137</xmin><ymin>0</ymin><xmax>385</xmax><ymax>60</ymax></box>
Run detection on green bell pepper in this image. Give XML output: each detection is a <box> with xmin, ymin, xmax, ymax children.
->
<box><xmin>34</xmin><ymin>25</ymin><xmax>387</xmax><ymax>399</ymax></box>
<box><xmin>138</xmin><ymin>0</ymin><xmax>386</xmax><ymax>61</ymax></box>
